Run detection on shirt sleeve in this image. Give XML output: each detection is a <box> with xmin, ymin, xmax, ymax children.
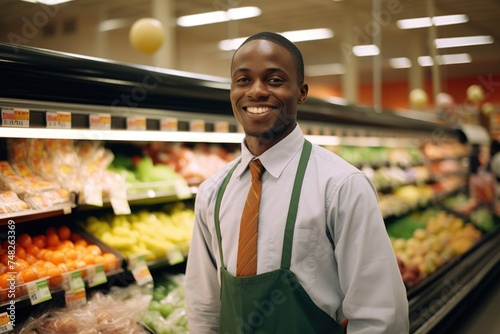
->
<box><xmin>185</xmin><ymin>185</ymin><xmax>221</xmax><ymax>334</ymax></box>
<box><xmin>331</xmin><ymin>172</ymin><xmax>410</xmax><ymax>334</ymax></box>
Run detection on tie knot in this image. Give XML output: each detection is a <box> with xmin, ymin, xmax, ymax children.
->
<box><xmin>249</xmin><ymin>159</ymin><xmax>265</xmax><ymax>180</ymax></box>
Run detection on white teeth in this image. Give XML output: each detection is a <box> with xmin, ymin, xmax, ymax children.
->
<box><xmin>247</xmin><ymin>107</ymin><xmax>271</xmax><ymax>114</ymax></box>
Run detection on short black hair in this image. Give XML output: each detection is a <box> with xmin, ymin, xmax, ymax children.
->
<box><xmin>234</xmin><ymin>31</ymin><xmax>305</xmax><ymax>84</ymax></box>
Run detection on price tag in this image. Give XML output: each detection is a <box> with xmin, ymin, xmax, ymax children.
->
<box><xmin>214</xmin><ymin>121</ymin><xmax>229</xmax><ymax>133</ymax></box>
<box><xmin>27</xmin><ymin>279</ymin><xmax>52</xmax><ymax>305</ymax></box>
<box><xmin>189</xmin><ymin>119</ymin><xmax>205</xmax><ymax>132</ymax></box>
<box><xmin>174</xmin><ymin>179</ymin><xmax>192</xmax><ymax>199</ymax></box>
<box><xmin>83</xmin><ymin>184</ymin><xmax>103</xmax><ymax>207</ymax></box>
<box><xmin>110</xmin><ymin>183</ymin><xmax>131</xmax><ymax>215</ymax></box>
<box><xmin>62</xmin><ymin>271</ymin><xmax>85</xmax><ymax>292</ymax></box>
<box><xmin>65</xmin><ymin>288</ymin><xmax>87</xmax><ymax>308</ymax></box>
<box><xmin>87</xmin><ymin>264</ymin><xmax>107</xmax><ymax>288</ymax></box>
<box><xmin>47</xmin><ymin>111</ymin><xmax>71</xmax><ymax>129</ymax></box>
<box><xmin>128</xmin><ymin>254</ymin><xmax>153</xmax><ymax>286</ymax></box>
<box><xmin>167</xmin><ymin>246</ymin><xmax>185</xmax><ymax>265</ymax></box>
<box><xmin>323</xmin><ymin>128</ymin><xmax>332</xmax><ymax>136</ymax></box>
<box><xmin>89</xmin><ymin>113</ymin><xmax>112</xmax><ymax>130</ymax></box>
<box><xmin>127</xmin><ymin>116</ymin><xmax>146</xmax><ymax>131</ymax></box>
<box><xmin>0</xmin><ymin>312</ymin><xmax>13</xmax><ymax>333</ymax></box>
<box><xmin>1</xmin><ymin>108</ymin><xmax>29</xmax><ymax>127</ymax></box>
<box><xmin>160</xmin><ymin>117</ymin><xmax>178</xmax><ymax>131</ymax></box>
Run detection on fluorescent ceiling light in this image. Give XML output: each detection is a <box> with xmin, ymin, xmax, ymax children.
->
<box><xmin>305</xmin><ymin>63</ymin><xmax>345</xmax><ymax>76</ymax></box>
<box><xmin>435</xmin><ymin>35</ymin><xmax>494</xmax><ymax>48</ymax></box>
<box><xmin>21</xmin><ymin>0</ymin><xmax>74</xmax><ymax>4</ymax></box>
<box><xmin>177</xmin><ymin>6</ymin><xmax>261</xmax><ymax>27</ymax></box>
<box><xmin>219</xmin><ymin>28</ymin><xmax>334</xmax><ymax>51</ymax></box>
<box><xmin>389</xmin><ymin>57</ymin><xmax>412</xmax><ymax>69</ymax></box>
<box><xmin>397</xmin><ymin>14</ymin><xmax>468</xmax><ymax>29</ymax></box>
<box><xmin>352</xmin><ymin>44</ymin><xmax>379</xmax><ymax>57</ymax></box>
<box><xmin>418</xmin><ymin>53</ymin><xmax>471</xmax><ymax>66</ymax></box>
<box><xmin>99</xmin><ymin>19</ymin><xmax>132</xmax><ymax>32</ymax></box>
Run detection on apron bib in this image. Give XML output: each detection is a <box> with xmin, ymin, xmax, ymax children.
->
<box><xmin>214</xmin><ymin>140</ymin><xmax>343</xmax><ymax>334</ymax></box>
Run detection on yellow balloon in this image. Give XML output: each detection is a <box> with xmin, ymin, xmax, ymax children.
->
<box><xmin>409</xmin><ymin>88</ymin><xmax>428</xmax><ymax>110</ymax></box>
<box><xmin>466</xmin><ymin>84</ymin><xmax>485</xmax><ymax>104</ymax></box>
<box><xmin>129</xmin><ymin>18</ymin><xmax>164</xmax><ymax>54</ymax></box>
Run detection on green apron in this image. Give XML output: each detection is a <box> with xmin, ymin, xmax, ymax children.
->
<box><xmin>214</xmin><ymin>140</ymin><xmax>343</xmax><ymax>334</ymax></box>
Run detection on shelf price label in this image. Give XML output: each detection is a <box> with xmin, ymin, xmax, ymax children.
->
<box><xmin>27</xmin><ymin>278</ymin><xmax>52</xmax><ymax>305</ymax></box>
<box><xmin>215</xmin><ymin>121</ymin><xmax>229</xmax><ymax>133</ymax></box>
<box><xmin>87</xmin><ymin>264</ymin><xmax>107</xmax><ymax>288</ymax></box>
<box><xmin>127</xmin><ymin>116</ymin><xmax>147</xmax><ymax>131</ymax></box>
<box><xmin>160</xmin><ymin>117</ymin><xmax>178</xmax><ymax>131</ymax></box>
<box><xmin>128</xmin><ymin>254</ymin><xmax>153</xmax><ymax>286</ymax></box>
<box><xmin>174</xmin><ymin>180</ymin><xmax>192</xmax><ymax>199</ymax></box>
<box><xmin>89</xmin><ymin>113</ymin><xmax>111</xmax><ymax>130</ymax></box>
<box><xmin>189</xmin><ymin>119</ymin><xmax>205</xmax><ymax>132</ymax></box>
<box><xmin>65</xmin><ymin>288</ymin><xmax>87</xmax><ymax>308</ymax></box>
<box><xmin>83</xmin><ymin>184</ymin><xmax>103</xmax><ymax>207</ymax></box>
<box><xmin>1</xmin><ymin>108</ymin><xmax>29</xmax><ymax>128</ymax></box>
<box><xmin>110</xmin><ymin>183</ymin><xmax>131</xmax><ymax>215</ymax></box>
<box><xmin>47</xmin><ymin>111</ymin><xmax>72</xmax><ymax>129</ymax></box>
<box><xmin>167</xmin><ymin>245</ymin><xmax>185</xmax><ymax>265</ymax></box>
<box><xmin>62</xmin><ymin>270</ymin><xmax>85</xmax><ymax>292</ymax></box>
<box><xmin>0</xmin><ymin>312</ymin><xmax>13</xmax><ymax>333</ymax></box>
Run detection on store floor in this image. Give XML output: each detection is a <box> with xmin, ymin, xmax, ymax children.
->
<box><xmin>451</xmin><ymin>278</ymin><xmax>500</xmax><ymax>334</ymax></box>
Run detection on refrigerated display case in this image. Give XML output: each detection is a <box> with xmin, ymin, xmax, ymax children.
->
<box><xmin>1</xmin><ymin>43</ymin><xmax>498</xmax><ymax>333</ymax></box>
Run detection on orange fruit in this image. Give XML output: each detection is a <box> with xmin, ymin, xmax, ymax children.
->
<box><xmin>0</xmin><ymin>254</ymin><xmax>9</xmax><ymax>266</ymax></box>
<box><xmin>17</xmin><ymin>234</ymin><xmax>32</xmax><ymax>248</ymax></box>
<box><xmin>18</xmin><ymin>268</ymin><xmax>39</xmax><ymax>283</ymax></box>
<box><xmin>45</xmin><ymin>227</ymin><xmax>57</xmax><ymax>237</ymax></box>
<box><xmin>64</xmin><ymin>261</ymin><xmax>77</xmax><ymax>272</ymax></box>
<box><xmin>0</xmin><ymin>263</ymin><xmax>6</xmax><ymax>275</ymax></box>
<box><xmin>74</xmin><ymin>259</ymin><xmax>87</xmax><ymax>270</ymax></box>
<box><xmin>50</xmin><ymin>251</ymin><xmax>66</xmax><ymax>265</ymax></box>
<box><xmin>24</xmin><ymin>254</ymin><xmax>37</xmax><ymax>265</ymax></box>
<box><xmin>86</xmin><ymin>245</ymin><xmax>102</xmax><ymax>256</ymax></box>
<box><xmin>46</xmin><ymin>233</ymin><xmax>60</xmax><ymax>248</ymax></box>
<box><xmin>71</xmin><ymin>232</ymin><xmax>83</xmax><ymax>243</ymax></box>
<box><xmin>0</xmin><ymin>273</ymin><xmax>14</xmax><ymax>289</ymax></box>
<box><xmin>25</xmin><ymin>244</ymin><xmax>40</xmax><ymax>256</ymax></box>
<box><xmin>32</xmin><ymin>235</ymin><xmax>47</xmax><ymax>249</ymax></box>
<box><xmin>16</xmin><ymin>246</ymin><xmax>26</xmax><ymax>259</ymax></box>
<box><xmin>57</xmin><ymin>225</ymin><xmax>71</xmax><ymax>241</ymax></box>
<box><xmin>82</xmin><ymin>254</ymin><xmax>95</xmax><ymax>265</ymax></box>
<box><xmin>13</xmin><ymin>259</ymin><xmax>28</xmax><ymax>273</ymax></box>
<box><xmin>65</xmin><ymin>249</ymin><xmax>78</xmax><ymax>261</ymax></box>
<box><xmin>46</xmin><ymin>267</ymin><xmax>63</xmax><ymax>286</ymax></box>
<box><xmin>58</xmin><ymin>240</ymin><xmax>75</xmax><ymax>250</ymax></box>
<box><xmin>42</xmin><ymin>250</ymin><xmax>54</xmax><ymax>261</ymax></box>
<box><xmin>102</xmin><ymin>253</ymin><xmax>119</xmax><ymax>272</ymax></box>
<box><xmin>74</xmin><ymin>239</ymin><xmax>88</xmax><ymax>247</ymax></box>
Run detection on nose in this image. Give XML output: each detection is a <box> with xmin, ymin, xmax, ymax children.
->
<box><xmin>247</xmin><ymin>80</ymin><xmax>269</xmax><ymax>100</ymax></box>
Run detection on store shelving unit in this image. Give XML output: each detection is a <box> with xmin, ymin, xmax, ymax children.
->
<box><xmin>1</xmin><ymin>42</ymin><xmax>498</xmax><ymax>333</ymax></box>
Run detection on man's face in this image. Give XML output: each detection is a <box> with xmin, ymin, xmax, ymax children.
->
<box><xmin>230</xmin><ymin>39</ymin><xmax>308</xmax><ymax>146</ymax></box>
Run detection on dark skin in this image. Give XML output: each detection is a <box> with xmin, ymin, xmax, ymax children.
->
<box><xmin>230</xmin><ymin>39</ymin><xmax>309</xmax><ymax>156</ymax></box>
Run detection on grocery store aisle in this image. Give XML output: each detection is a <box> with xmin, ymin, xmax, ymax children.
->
<box><xmin>452</xmin><ymin>277</ymin><xmax>500</xmax><ymax>334</ymax></box>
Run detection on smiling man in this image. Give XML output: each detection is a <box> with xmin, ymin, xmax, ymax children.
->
<box><xmin>185</xmin><ymin>31</ymin><xmax>409</xmax><ymax>334</ymax></box>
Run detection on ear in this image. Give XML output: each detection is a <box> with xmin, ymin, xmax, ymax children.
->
<box><xmin>298</xmin><ymin>83</ymin><xmax>308</xmax><ymax>104</ymax></box>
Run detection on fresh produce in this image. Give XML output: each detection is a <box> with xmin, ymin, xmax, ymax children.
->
<box><xmin>470</xmin><ymin>207</ymin><xmax>498</xmax><ymax>232</ymax></box>
<box><xmin>142</xmin><ymin>274</ymin><xmax>188</xmax><ymax>334</ymax></box>
<box><xmin>389</xmin><ymin>209</ymin><xmax>482</xmax><ymax>287</ymax></box>
<box><xmin>82</xmin><ymin>203</ymin><xmax>195</xmax><ymax>261</ymax></box>
<box><xmin>0</xmin><ymin>225</ymin><xmax>120</xmax><ymax>301</ymax></box>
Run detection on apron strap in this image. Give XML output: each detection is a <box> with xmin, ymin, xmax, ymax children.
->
<box><xmin>214</xmin><ymin>159</ymin><xmax>241</xmax><ymax>267</ymax></box>
<box><xmin>281</xmin><ymin>139</ymin><xmax>312</xmax><ymax>269</ymax></box>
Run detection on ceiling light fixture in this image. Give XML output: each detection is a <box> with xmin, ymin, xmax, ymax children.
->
<box><xmin>397</xmin><ymin>14</ymin><xmax>468</xmax><ymax>29</ymax></box>
<box><xmin>435</xmin><ymin>35</ymin><xmax>494</xmax><ymax>48</ymax></box>
<box><xmin>177</xmin><ymin>6</ymin><xmax>261</xmax><ymax>27</ymax></box>
<box><xmin>218</xmin><ymin>28</ymin><xmax>334</xmax><ymax>51</ymax></box>
<box><xmin>305</xmin><ymin>63</ymin><xmax>345</xmax><ymax>76</ymax></box>
<box><xmin>21</xmin><ymin>0</ymin><xmax>74</xmax><ymax>4</ymax></box>
<box><xmin>418</xmin><ymin>53</ymin><xmax>471</xmax><ymax>66</ymax></box>
<box><xmin>389</xmin><ymin>57</ymin><xmax>412</xmax><ymax>69</ymax></box>
<box><xmin>352</xmin><ymin>44</ymin><xmax>380</xmax><ymax>57</ymax></box>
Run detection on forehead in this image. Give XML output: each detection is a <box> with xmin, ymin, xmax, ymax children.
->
<box><xmin>232</xmin><ymin>39</ymin><xmax>294</xmax><ymax>69</ymax></box>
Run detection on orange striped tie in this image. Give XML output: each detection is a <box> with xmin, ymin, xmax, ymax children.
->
<box><xmin>237</xmin><ymin>159</ymin><xmax>265</xmax><ymax>277</ymax></box>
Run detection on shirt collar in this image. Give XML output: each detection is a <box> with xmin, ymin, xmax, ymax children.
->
<box><xmin>234</xmin><ymin>124</ymin><xmax>305</xmax><ymax>179</ymax></box>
